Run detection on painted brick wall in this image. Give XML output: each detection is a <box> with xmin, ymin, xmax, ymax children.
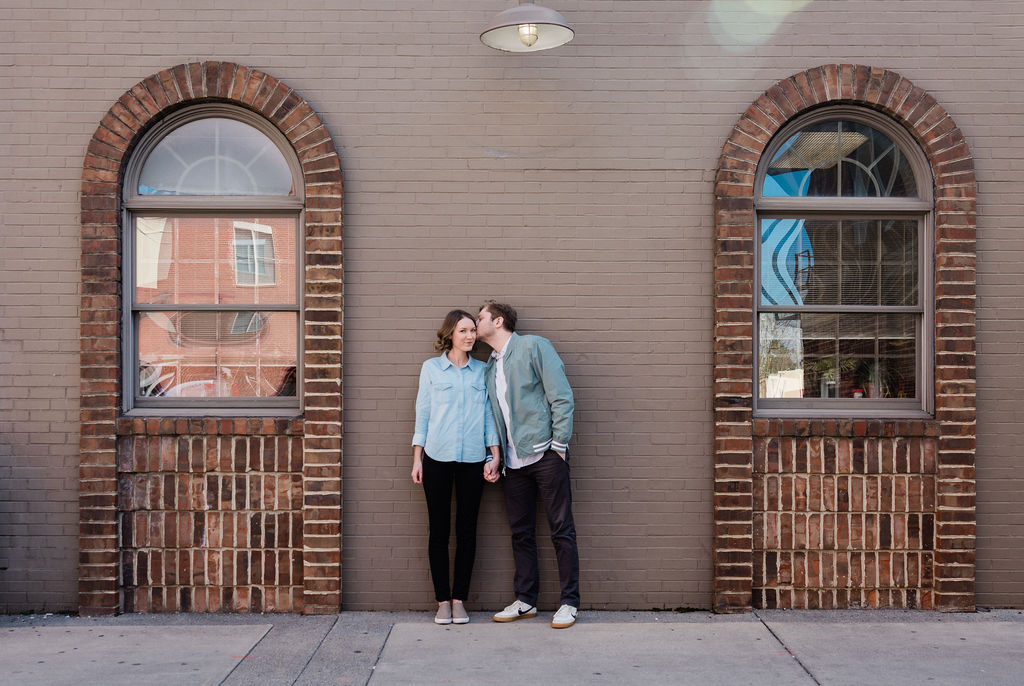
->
<box><xmin>1</xmin><ymin>1</ymin><xmax>1023</xmax><ymax>612</ymax></box>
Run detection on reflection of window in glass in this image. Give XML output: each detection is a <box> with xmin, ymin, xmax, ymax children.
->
<box><xmin>230</xmin><ymin>311</ymin><xmax>263</xmax><ymax>335</ymax></box>
<box><xmin>137</xmin><ymin>311</ymin><xmax>295</xmax><ymax>399</ymax></box>
<box><xmin>135</xmin><ymin>217</ymin><xmax>171</xmax><ymax>290</ymax></box>
<box><xmin>234</xmin><ymin>223</ymin><xmax>276</xmax><ymax>286</ymax></box>
<box><xmin>124</xmin><ymin>105</ymin><xmax>302</xmax><ymax>410</ymax></box>
<box><xmin>755</xmin><ymin>109</ymin><xmax>931</xmax><ymax>414</ymax></box>
<box><xmin>134</xmin><ymin>216</ymin><xmax>295</xmax><ymax>306</ymax></box>
<box><xmin>170</xmin><ymin>311</ymin><xmax>268</xmax><ymax>344</ymax></box>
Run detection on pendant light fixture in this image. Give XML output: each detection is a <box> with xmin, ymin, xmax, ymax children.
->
<box><xmin>480</xmin><ymin>0</ymin><xmax>575</xmax><ymax>53</ymax></box>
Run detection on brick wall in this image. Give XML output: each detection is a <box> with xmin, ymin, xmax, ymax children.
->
<box><xmin>116</xmin><ymin>419</ymin><xmax>304</xmax><ymax>612</ymax></box>
<box><xmin>752</xmin><ymin>420</ymin><xmax>938</xmax><ymax>609</ymax></box>
<box><xmin>713</xmin><ymin>65</ymin><xmax>977</xmax><ymax>611</ymax></box>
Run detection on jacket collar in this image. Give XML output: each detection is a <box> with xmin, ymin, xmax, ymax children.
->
<box><xmin>489</xmin><ymin>332</ymin><xmax>520</xmax><ymax>361</ymax></box>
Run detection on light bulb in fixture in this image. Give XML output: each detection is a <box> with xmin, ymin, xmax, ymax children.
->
<box><xmin>517</xmin><ymin>23</ymin><xmax>539</xmax><ymax>47</ymax></box>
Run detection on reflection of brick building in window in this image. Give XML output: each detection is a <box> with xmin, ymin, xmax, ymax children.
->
<box><xmin>136</xmin><ymin>216</ymin><xmax>297</xmax><ymax>398</ymax></box>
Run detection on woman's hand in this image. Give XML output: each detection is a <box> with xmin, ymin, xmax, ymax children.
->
<box><xmin>483</xmin><ymin>446</ymin><xmax>501</xmax><ymax>482</ymax></box>
<box><xmin>411</xmin><ymin>447</ymin><xmax>424</xmax><ymax>484</ymax></box>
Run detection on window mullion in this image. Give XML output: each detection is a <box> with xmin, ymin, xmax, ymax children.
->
<box><xmin>135</xmin><ymin>304</ymin><xmax>299</xmax><ymax>312</ymax></box>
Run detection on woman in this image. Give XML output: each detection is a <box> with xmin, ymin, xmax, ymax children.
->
<box><xmin>412</xmin><ymin>309</ymin><xmax>501</xmax><ymax>625</ymax></box>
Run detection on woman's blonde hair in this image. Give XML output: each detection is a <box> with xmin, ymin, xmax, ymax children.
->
<box><xmin>434</xmin><ymin>309</ymin><xmax>476</xmax><ymax>352</ymax></box>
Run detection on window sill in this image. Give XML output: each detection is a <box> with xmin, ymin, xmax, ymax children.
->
<box><xmin>116</xmin><ymin>415</ymin><xmax>304</xmax><ymax>436</ymax></box>
<box><xmin>752</xmin><ymin>416</ymin><xmax>938</xmax><ymax>438</ymax></box>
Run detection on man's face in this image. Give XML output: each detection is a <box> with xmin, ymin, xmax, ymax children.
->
<box><xmin>476</xmin><ymin>307</ymin><xmax>499</xmax><ymax>342</ymax></box>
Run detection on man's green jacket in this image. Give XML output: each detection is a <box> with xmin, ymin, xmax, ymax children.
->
<box><xmin>484</xmin><ymin>332</ymin><xmax>574</xmax><ymax>462</ymax></box>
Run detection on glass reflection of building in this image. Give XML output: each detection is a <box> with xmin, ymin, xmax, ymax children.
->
<box><xmin>757</xmin><ymin>118</ymin><xmax>922</xmax><ymax>403</ymax></box>
<box><xmin>127</xmin><ymin>113</ymin><xmax>301</xmax><ymax>406</ymax></box>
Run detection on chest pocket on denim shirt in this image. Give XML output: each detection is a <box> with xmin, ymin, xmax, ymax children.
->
<box><xmin>470</xmin><ymin>382</ymin><xmax>486</xmax><ymax>400</ymax></box>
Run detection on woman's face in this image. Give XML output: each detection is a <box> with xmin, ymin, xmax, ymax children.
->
<box><xmin>451</xmin><ymin>317</ymin><xmax>477</xmax><ymax>353</ymax></box>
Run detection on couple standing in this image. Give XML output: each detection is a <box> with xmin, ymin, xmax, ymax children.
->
<box><xmin>411</xmin><ymin>301</ymin><xmax>580</xmax><ymax>629</ymax></box>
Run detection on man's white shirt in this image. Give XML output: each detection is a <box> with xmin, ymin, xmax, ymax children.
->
<box><xmin>493</xmin><ymin>339</ymin><xmax>544</xmax><ymax>470</ymax></box>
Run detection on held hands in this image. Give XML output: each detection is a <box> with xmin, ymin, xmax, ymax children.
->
<box><xmin>483</xmin><ymin>446</ymin><xmax>501</xmax><ymax>482</ymax></box>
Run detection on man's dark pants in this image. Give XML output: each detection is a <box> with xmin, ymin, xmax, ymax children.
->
<box><xmin>503</xmin><ymin>449</ymin><xmax>580</xmax><ymax>608</ymax></box>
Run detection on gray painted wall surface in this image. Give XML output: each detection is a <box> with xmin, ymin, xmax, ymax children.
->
<box><xmin>1</xmin><ymin>0</ymin><xmax>1021</xmax><ymax>611</ymax></box>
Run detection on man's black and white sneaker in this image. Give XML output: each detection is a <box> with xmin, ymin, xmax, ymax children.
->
<box><xmin>551</xmin><ymin>604</ymin><xmax>578</xmax><ymax>629</ymax></box>
<box><xmin>492</xmin><ymin>599</ymin><xmax>537</xmax><ymax>622</ymax></box>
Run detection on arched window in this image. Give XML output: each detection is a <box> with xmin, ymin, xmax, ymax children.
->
<box><xmin>123</xmin><ymin>105</ymin><xmax>304</xmax><ymax>411</ymax></box>
<box><xmin>754</xmin><ymin>107</ymin><xmax>933</xmax><ymax>414</ymax></box>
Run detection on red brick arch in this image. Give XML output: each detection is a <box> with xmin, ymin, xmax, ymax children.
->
<box><xmin>80</xmin><ymin>62</ymin><xmax>343</xmax><ymax>615</ymax></box>
<box><xmin>712</xmin><ymin>65</ymin><xmax>977</xmax><ymax>612</ymax></box>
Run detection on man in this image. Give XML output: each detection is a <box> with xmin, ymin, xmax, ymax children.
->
<box><xmin>476</xmin><ymin>301</ymin><xmax>580</xmax><ymax>629</ymax></box>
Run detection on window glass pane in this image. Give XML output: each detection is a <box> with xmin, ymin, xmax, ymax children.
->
<box><xmin>761</xmin><ymin>219</ymin><xmax>839</xmax><ymax>306</ymax></box>
<box><xmin>840</xmin><ymin>121</ymin><xmax>916</xmax><ymax>197</ymax></box>
<box><xmin>840</xmin><ymin>220</ymin><xmax>878</xmax><ymax>261</ymax></box>
<box><xmin>135</xmin><ymin>216</ymin><xmax>296</xmax><ymax>305</ymax></box>
<box><xmin>840</xmin><ymin>220</ymin><xmax>879</xmax><ymax>305</ymax></box>
<box><xmin>762</xmin><ymin>120</ymin><xmax>917</xmax><ymax>198</ymax></box>
<box><xmin>137</xmin><ymin>311</ymin><xmax>297</xmax><ymax>398</ymax></box>
<box><xmin>881</xmin><ymin>219</ymin><xmax>918</xmax><ymax>306</ymax></box>
<box><xmin>138</xmin><ymin>118</ymin><xmax>294</xmax><ymax>196</ymax></box>
<box><xmin>763</xmin><ymin>121</ymin><xmax>840</xmax><ymax>197</ymax></box>
<box><xmin>763</xmin><ymin>219</ymin><xmax>919</xmax><ymax>308</ymax></box>
<box><xmin>234</xmin><ymin>223</ymin><xmax>277</xmax><ymax>286</ymax></box>
<box><xmin>834</xmin><ymin>219</ymin><xmax>919</xmax><ymax>306</ymax></box>
<box><xmin>759</xmin><ymin>313</ymin><xmax>917</xmax><ymax>399</ymax></box>
<box><xmin>839</xmin><ymin>262</ymin><xmax>879</xmax><ymax>305</ymax></box>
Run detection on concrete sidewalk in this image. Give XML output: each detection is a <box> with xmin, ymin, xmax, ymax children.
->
<box><xmin>2</xmin><ymin>609</ymin><xmax>1022</xmax><ymax>685</ymax></box>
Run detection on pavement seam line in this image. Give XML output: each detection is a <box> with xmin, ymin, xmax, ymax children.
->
<box><xmin>218</xmin><ymin>623</ymin><xmax>275</xmax><ymax>686</ymax></box>
<box><xmin>754</xmin><ymin>610</ymin><xmax>822</xmax><ymax>685</ymax></box>
<box><xmin>364</xmin><ymin>621</ymin><xmax>396</xmax><ymax>686</ymax></box>
<box><xmin>291</xmin><ymin>615</ymin><xmax>340</xmax><ymax>686</ymax></box>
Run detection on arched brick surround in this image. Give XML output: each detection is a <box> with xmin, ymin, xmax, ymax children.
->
<box><xmin>712</xmin><ymin>65</ymin><xmax>977</xmax><ymax>612</ymax></box>
<box><xmin>80</xmin><ymin>62</ymin><xmax>343</xmax><ymax>615</ymax></box>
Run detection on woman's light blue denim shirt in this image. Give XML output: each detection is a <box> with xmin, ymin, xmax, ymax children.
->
<box><xmin>412</xmin><ymin>354</ymin><xmax>498</xmax><ymax>463</ymax></box>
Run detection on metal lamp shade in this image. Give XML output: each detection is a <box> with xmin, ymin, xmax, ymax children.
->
<box><xmin>480</xmin><ymin>3</ymin><xmax>575</xmax><ymax>53</ymax></box>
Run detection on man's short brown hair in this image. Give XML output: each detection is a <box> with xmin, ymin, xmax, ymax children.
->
<box><xmin>480</xmin><ymin>300</ymin><xmax>517</xmax><ymax>333</ymax></box>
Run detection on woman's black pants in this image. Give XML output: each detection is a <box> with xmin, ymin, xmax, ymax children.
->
<box><xmin>421</xmin><ymin>455</ymin><xmax>485</xmax><ymax>602</ymax></box>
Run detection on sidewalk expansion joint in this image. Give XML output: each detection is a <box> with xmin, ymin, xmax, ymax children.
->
<box><xmin>364</xmin><ymin>621</ymin><xmax>396</xmax><ymax>686</ymax></box>
<box><xmin>754</xmin><ymin>610</ymin><xmax>821</xmax><ymax>685</ymax></box>
<box><xmin>219</xmin><ymin>623</ymin><xmax>278</xmax><ymax>686</ymax></box>
<box><xmin>292</xmin><ymin>614</ymin><xmax>340</xmax><ymax>686</ymax></box>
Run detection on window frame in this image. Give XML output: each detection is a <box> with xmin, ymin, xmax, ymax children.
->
<box><xmin>121</xmin><ymin>104</ymin><xmax>305</xmax><ymax>415</ymax></box>
<box><xmin>752</xmin><ymin>106</ymin><xmax>934</xmax><ymax>418</ymax></box>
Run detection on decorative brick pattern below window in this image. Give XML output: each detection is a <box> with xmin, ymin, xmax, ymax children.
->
<box><xmin>117</xmin><ymin>420</ymin><xmax>304</xmax><ymax>612</ymax></box>
<box><xmin>752</xmin><ymin>421</ymin><xmax>939</xmax><ymax>609</ymax></box>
